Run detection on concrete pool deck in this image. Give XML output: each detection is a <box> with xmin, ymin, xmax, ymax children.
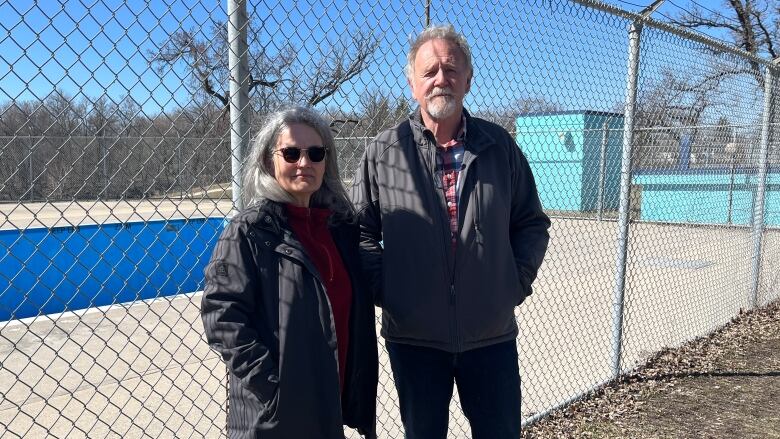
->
<box><xmin>0</xmin><ymin>199</ymin><xmax>234</xmax><ymax>230</ymax></box>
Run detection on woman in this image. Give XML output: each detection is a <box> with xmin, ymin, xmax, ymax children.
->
<box><xmin>201</xmin><ymin>106</ymin><xmax>377</xmax><ymax>438</ymax></box>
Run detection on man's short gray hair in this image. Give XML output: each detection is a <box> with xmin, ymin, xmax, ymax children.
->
<box><xmin>404</xmin><ymin>24</ymin><xmax>473</xmax><ymax>82</ymax></box>
<box><xmin>242</xmin><ymin>106</ymin><xmax>353</xmax><ymax>219</ymax></box>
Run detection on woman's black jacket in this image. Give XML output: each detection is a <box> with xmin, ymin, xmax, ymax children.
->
<box><xmin>201</xmin><ymin>200</ymin><xmax>378</xmax><ymax>438</ymax></box>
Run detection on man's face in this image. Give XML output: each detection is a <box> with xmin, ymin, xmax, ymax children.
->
<box><xmin>409</xmin><ymin>38</ymin><xmax>471</xmax><ymax>122</ymax></box>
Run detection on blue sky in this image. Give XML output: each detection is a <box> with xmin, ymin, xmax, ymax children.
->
<box><xmin>0</xmin><ymin>0</ymin><xmax>224</xmax><ymax>110</ymax></box>
<box><xmin>0</xmin><ymin>0</ymin><xmax>763</xmax><ymax>125</ymax></box>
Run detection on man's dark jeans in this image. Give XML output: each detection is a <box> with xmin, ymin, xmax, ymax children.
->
<box><xmin>386</xmin><ymin>340</ymin><xmax>522</xmax><ymax>439</ymax></box>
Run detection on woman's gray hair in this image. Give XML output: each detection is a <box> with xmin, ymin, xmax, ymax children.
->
<box><xmin>404</xmin><ymin>24</ymin><xmax>473</xmax><ymax>82</ymax></box>
<box><xmin>242</xmin><ymin>106</ymin><xmax>354</xmax><ymax>219</ymax></box>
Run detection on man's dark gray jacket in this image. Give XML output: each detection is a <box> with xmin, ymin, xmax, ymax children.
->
<box><xmin>352</xmin><ymin>109</ymin><xmax>551</xmax><ymax>353</ymax></box>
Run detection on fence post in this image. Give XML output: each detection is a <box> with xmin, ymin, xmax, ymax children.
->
<box><xmin>611</xmin><ymin>18</ymin><xmax>645</xmax><ymax>378</ymax></box>
<box><xmin>227</xmin><ymin>0</ymin><xmax>250</xmax><ymax>214</ymax></box>
<box><xmin>726</xmin><ymin>130</ymin><xmax>737</xmax><ymax>225</ymax></box>
<box><xmin>598</xmin><ymin>119</ymin><xmax>609</xmax><ymax>221</ymax></box>
<box><xmin>750</xmin><ymin>64</ymin><xmax>775</xmax><ymax>308</ymax></box>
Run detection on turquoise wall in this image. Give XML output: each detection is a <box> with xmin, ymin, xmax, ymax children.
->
<box><xmin>517</xmin><ymin>111</ymin><xmax>780</xmax><ymax>227</ymax></box>
<box><xmin>634</xmin><ymin>172</ymin><xmax>780</xmax><ymax>226</ymax></box>
<box><xmin>517</xmin><ymin>111</ymin><xmax>623</xmax><ymax>212</ymax></box>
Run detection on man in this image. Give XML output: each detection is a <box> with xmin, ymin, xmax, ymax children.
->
<box><xmin>351</xmin><ymin>24</ymin><xmax>550</xmax><ymax>439</ymax></box>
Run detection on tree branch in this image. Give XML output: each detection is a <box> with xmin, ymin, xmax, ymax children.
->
<box><xmin>729</xmin><ymin>0</ymin><xmax>758</xmax><ymax>54</ymax></box>
<box><xmin>307</xmin><ymin>32</ymin><xmax>380</xmax><ymax>105</ymax></box>
<box><xmin>751</xmin><ymin>8</ymin><xmax>777</xmax><ymax>58</ymax></box>
<box><xmin>202</xmin><ymin>77</ymin><xmax>229</xmax><ymax>107</ymax></box>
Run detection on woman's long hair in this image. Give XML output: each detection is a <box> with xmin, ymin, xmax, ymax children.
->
<box><xmin>242</xmin><ymin>106</ymin><xmax>354</xmax><ymax>221</ymax></box>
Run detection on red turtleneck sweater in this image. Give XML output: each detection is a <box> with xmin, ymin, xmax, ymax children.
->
<box><xmin>286</xmin><ymin>204</ymin><xmax>352</xmax><ymax>392</ymax></box>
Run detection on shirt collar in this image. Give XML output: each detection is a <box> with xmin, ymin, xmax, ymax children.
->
<box><xmin>437</xmin><ymin>115</ymin><xmax>467</xmax><ymax>149</ymax></box>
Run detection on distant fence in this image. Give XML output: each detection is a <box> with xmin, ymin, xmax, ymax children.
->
<box><xmin>0</xmin><ymin>136</ymin><xmax>366</xmax><ymax>202</ymax></box>
<box><xmin>2</xmin><ymin>0</ymin><xmax>780</xmax><ymax>438</ymax></box>
<box><xmin>0</xmin><ymin>136</ymin><xmax>229</xmax><ymax>201</ymax></box>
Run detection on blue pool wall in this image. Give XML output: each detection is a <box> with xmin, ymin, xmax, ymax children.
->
<box><xmin>0</xmin><ymin>217</ymin><xmax>225</xmax><ymax>322</ymax></box>
<box><xmin>633</xmin><ymin>171</ymin><xmax>780</xmax><ymax>226</ymax></box>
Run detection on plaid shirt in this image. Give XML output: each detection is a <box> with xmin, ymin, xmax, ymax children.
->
<box><xmin>434</xmin><ymin>116</ymin><xmax>467</xmax><ymax>248</ymax></box>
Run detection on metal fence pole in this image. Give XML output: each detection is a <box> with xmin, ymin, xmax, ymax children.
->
<box><xmin>726</xmin><ymin>130</ymin><xmax>737</xmax><ymax>225</ymax></box>
<box><xmin>228</xmin><ymin>0</ymin><xmax>250</xmax><ymax>214</ymax></box>
<box><xmin>598</xmin><ymin>119</ymin><xmax>609</xmax><ymax>221</ymax></box>
<box><xmin>750</xmin><ymin>64</ymin><xmax>775</xmax><ymax>308</ymax></box>
<box><xmin>611</xmin><ymin>18</ymin><xmax>644</xmax><ymax>378</ymax></box>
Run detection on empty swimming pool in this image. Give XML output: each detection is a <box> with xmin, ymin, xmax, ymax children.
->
<box><xmin>0</xmin><ymin>217</ymin><xmax>225</xmax><ymax>321</ymax></box>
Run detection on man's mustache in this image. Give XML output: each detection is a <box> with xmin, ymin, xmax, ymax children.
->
<box><xmin>427</xmin><ymin>88</ymin><xmax>453</xmax><ymax>98</ymax></box>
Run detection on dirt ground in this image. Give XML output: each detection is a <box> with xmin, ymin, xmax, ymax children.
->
<box><xmin>521</xmin><ymin>300</ymin><xmax>780</xmax><ymax>439</ymax></box>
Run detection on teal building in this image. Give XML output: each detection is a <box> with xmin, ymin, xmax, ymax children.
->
<box><xmin>516</xmin><ymin>111</ymin><xmax>780</xmax><ymax>226</ymax></box>
<box><xmin>516</xmin><ymin>111</ymin><xmax>624</xmax><ymax>212</ymax></box>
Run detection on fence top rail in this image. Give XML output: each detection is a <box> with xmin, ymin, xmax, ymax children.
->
<box><xmin>570</xmin><ymin>0</ymin><xmax>777</xmax><ymax>69</ymax></box>
<box><xmin>515</xmin><ymin>123</ymin><xmax>766</xmax><ymax>133</ymax></box>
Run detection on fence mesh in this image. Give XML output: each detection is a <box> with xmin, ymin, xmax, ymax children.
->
<box><xmin>1</xmin><ymin>0</ymin><xmax>779</xmax><ymax>437</ymax></box>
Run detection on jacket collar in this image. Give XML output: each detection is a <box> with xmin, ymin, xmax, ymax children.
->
<box><xmin>247</xmin><ymin>199</ymin><xmax>288</xmax><ymax>235</ymax></box>
<box><xmin>408</xmin><ymin>107</ymin><xmax>496</xmax><ymax>154</ymax></box>
<box><xmin>248</xmin><ymin>199</ymin><xmax>351</xmax><ymax>236</ymax></box>
<box><xmin>244</xmin><ymin>199</ymin><xmax>358</xmax><ymax>286</ymax></box>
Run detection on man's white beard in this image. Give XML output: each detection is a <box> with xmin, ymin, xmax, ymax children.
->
<box><xmin>426</xmin><ymin>89</ymin><xmax>458</xmax><ymax>120</ymax></box>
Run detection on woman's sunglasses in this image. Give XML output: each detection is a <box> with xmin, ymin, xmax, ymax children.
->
<box><xmin>275</xmin><ymin>146</ymin><xmax>327</xmax><ymax>163</ymax></box>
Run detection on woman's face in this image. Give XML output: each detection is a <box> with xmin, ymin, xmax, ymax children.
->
<box><xmin>272</xmin><ymin>123</ymin><xmax>326</xmax><ymax>207</ymax></box>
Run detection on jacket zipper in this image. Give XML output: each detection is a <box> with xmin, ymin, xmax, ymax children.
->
<box><xmin>474</xmin><ymin>176</ymin><xmax>483</xmax><ymax>245</ymax></box>
<box><xmin>423</xmin><ymin>138</ymin><xmax>460</xmax><ymax>351</ymax></box>
<box><xmin>249</xmin><ymin>224</ymin><xmax>340</xmax><ymax>377</ymax></box>
<box><xmin>450</xmin><ymin>281</ymin><xmax>457</xmax><ymax>351</ymax></box>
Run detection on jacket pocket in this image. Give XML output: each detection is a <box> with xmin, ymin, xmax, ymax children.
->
<box><xmin>228</xmin><ymin>372</ymin><xmax>280</xmax><ymax>430</ymax></box>
<box><xmin>249</xmin><ymin>378</ymin><xmax>280</xmax><ymax>425</ymax></box>
<box><xmin>515</xmin><ymin>266</ymin><xmax>533</xmax><ymax>305</ymax></box>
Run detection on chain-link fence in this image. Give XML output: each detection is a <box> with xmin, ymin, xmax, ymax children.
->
<box><xmin>1</xmin><ymin>0</ymin><xmax>779</xmax><ymax>437</ymax></box>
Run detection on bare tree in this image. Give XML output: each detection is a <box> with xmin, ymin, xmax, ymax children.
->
<box><xmin>45</xmin><ymin>90</ymin><xmax>86</xmax><ymax>136</ymax></box>
<box><xmin>608</xmin><ymin>2</ymin><xmax>778</xmax><ymax>169</ymax></box>
<box><xmin>150</xmin><ymin>26</ymin><xmax>288</xmax><ymax>109</ymax></box>
<box><xmin>670</xmin><ymin>0</ymin><xmax>777</xmax><ymax>87</ymax></box>
<box><xmin>0</xmin><ymin>102</ymin><xmax>30</xmax><ymax>200</ymax></box>
<box><xmin>652</xmin><ymin>1</ymin><xmax>780</xmax><ymax>165</ymax></box>
<box><xmin>301</xmin><ymin>35</ymin><xmax>381</xmax><ymax>106</ymax></box>
<box><xmin>356</xmin><ymin>90</ymin><xmax>411</xmax><ymax>137</ymax></box>
<box><xmin>149</xmin><ymin>20</ymin><xmax>379</xmax><ymax>111</ymax></box>
<box><xmin>629</xmin><ymin>67</ymin><xmax>716</xmax><ymax>169</ymax></box>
